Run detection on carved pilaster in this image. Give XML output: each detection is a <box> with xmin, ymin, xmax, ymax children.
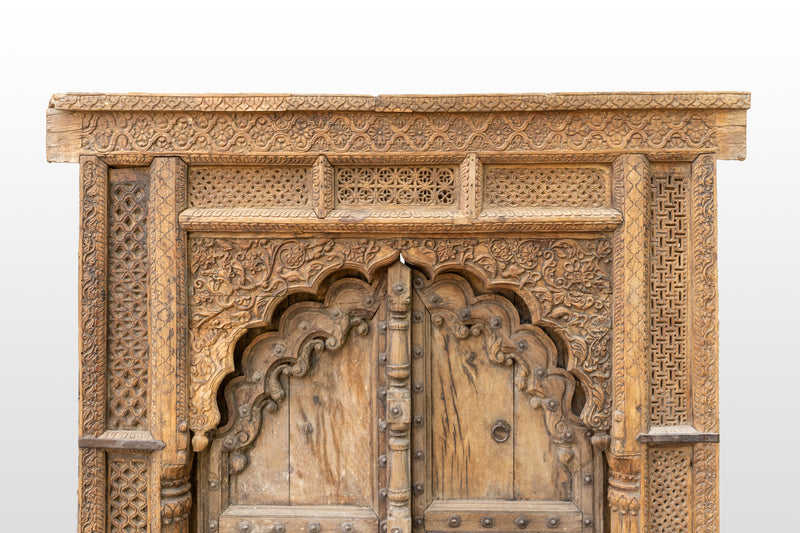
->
<box><xmin>148</xmin><ymin>157</ymin><xmax>192</xmax><ymax>532</ymax></box>
<box><xmin>458</xmin><ymin>152</ymin><xmax>483</xmax><ymax>221</ymax></box>
<box><xmin>79</xmin><ymin>155</ymin><xmax>108</xmax><ymax>438</ymax></box>
<box><xmin>312</xmin><ymin>154</ymin><xmax>334</xmax><ymax>218</ymax></box>
<box><xmin>386</xmin><ymin>263</ymin><xmax>412</xmax><ymax>533</ymax></box>
<box><xmin>79</xmin><ymin>155</ymin><xmax>108</xmax><ymax>533</ymax></box>
<box><xmin>691</xmin><ymin>154</ymin><xmax>719</xmax><ymax>533</ymax></box>
<box><xmin>610</xmin><ymin>154</ymin><xmax>650</xmax><ymax>533</ymax></box>
<box><xmin>608</xmin><ymin>456</ymin><xmax>642</xmax><ymax>533</ymax></box>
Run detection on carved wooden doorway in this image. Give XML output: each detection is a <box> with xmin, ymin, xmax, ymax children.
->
<box><xmin>48</xmin><ymin>92</ymin><xmax>748</xmax><ymax>533</ymax></box>
<box><xmin>198</xmin><ymin>262</ymin><xmax>599</xmax><ymax>533</ymax></box>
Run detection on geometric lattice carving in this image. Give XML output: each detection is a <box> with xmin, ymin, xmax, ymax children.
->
<box><xmin>649</xmin><ymin>447</ymin><xmax>691</xmax><ymax>533</ymax></box>
<box><xmin>649</xmin><ymin>165</ymin><xmax>689</xmax><ymax>425</ymax></box>
<box><xmin>108</xmin><ymin>455</ymin><xmax>148</xmax><ymax>533</ymax></box>
<box><xmin>484</xmin><ymin>166</ymin><xmax>609</xmax><ymax>207</ymax></box>
<box><xmin>335</xmin><ymin>166</ymin><xmax>456</xmax><ymax>206</ymax></box>
<box><xmin>107</xmin><ymin>173</ymin><xmax>149</xmax><ymax>430</ymax></box>
<box><xmin>188</xmin><ymin>166</ymin><xmax>310</xmax><ymax>208</ymax></box>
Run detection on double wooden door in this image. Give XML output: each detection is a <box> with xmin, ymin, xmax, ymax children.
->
<box><xmin>199</xmin><ymin>262</ymin><xmax>599</xmax><ymax>533</ymax></box>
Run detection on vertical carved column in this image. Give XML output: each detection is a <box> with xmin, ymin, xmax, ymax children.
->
<box><xmin>609</xmin><ymin>155</ymin><xmax>651</xmax><ymax>533</ymax></box>
<box><xmin>78</xmin><ymin>155</ymin><xmax>109</xmax><ymax>533</ymax></box>
<box><xmin>148</xmin><ymin>157</ymin><xmax>192</xmax><ymax>532</ymax></box>
<box><xmin>691</xmin><ymin>154</ymin><xmax>719</xmax><ymax>533</ymax></box>
<box><xmin>386</xmin><ymin>262</ymin><xmax>412</xmax><ymax>533</ymax></box>
<box><xmin>313</xmin><ymin>154</ymin><xmax>334</xmax><ymax>218</ymax></box>
<box><xmin>458</xmin><ymin>152</ymin><xmax>483</xmax><ymax>221</ymax></box>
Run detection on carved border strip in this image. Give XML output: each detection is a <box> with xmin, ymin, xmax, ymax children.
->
<box><xmin>79</xmin><ymin>156</ymin><xmax>108</xmax><ymax>438</ymax></box>
<box><xmin>690</xmin><ymin>155</ymin><xmax>720</xmax><ymax>533</ymax></box>
<box><xmin>80</xmin><ymin>110</ymin><xmax>714</xmax><ymax>153</ymax></box>
<box><xmin>78</xmin><ymin>156</ymin><xmax>108</xmax><ymax>533</ymax></box>
<box><xmin>691</xmin><ymin>155</ymin><xmax>719</xmax><ymax>434</ymax></box>
<box><xmin>50</xmin><ymin>92</ymin><xmax>750</xmax><ymax>112</ymax></box>
<box><xmin>94</xmin><ymin>150</ymin><xmax>726</xmax><ymax>168</ymax></box>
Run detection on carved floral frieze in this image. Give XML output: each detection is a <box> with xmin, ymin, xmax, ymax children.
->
<box><xmin>188</xmin><ymin>236</ymin><xmax>612</xmax><ymax>447</ymax></box>
<box><xmin>77</xmin><ymin>110</ymin><xmax>718</xmax><ymax>155</ymax></box>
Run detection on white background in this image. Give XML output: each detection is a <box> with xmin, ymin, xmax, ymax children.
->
<box><xmin>1</xmin><ymin>1</ymin><xmax>798</xmax><ymax>530</ymax></box>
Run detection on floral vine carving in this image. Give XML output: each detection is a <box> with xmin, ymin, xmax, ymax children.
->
<box><xmin>79</xmin><ymin>110</ymin><xmax>717</xmax><ymax>155</ymax></box>
<box><xmin>189</xmin><ymin>236</ymin><xmax>611</xmax><ymax>446</ymax></box>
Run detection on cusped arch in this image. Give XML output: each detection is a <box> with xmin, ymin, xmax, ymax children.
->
<box><xmin>189</xmin><ymin>237</ymin><xmax>612</xmax><ymax>450</ymax></box>
<box><xmin>412</xmin><ymin>272</ymin><xmax>587</xmax><ymax>452</ymax></box>
<box><xmin>403</xmin><ymin>255</ymin><xmax>609</xmax><ymax>435</ymax></box>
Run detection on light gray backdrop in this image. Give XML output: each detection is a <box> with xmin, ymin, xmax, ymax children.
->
<box><xmin>1</xmin><ymin>1</ymin><xmax>797</xmax><ymax>530</ymax></box>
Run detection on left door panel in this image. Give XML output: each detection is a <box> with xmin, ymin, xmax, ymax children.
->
<box><xmin>198</xmin><ymin>276</ymin><xmax>388</xmax><ymax>533</ymax></box>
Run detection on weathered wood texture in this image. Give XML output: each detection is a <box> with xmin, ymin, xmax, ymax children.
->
<box><xmin>49</xmin><ymin>93</ymin><xmax>747</xmax><ymax>533</ymax></box>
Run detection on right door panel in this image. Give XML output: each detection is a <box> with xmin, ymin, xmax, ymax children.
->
<box><xmin>410</xmin><ymin>272</ymin><xmax>597</xmax><ymax>533</ymax></box>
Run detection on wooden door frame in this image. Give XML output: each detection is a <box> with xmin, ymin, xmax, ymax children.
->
<box><xmin>47</xmin><ymin>92</ymin><xmax>748</xmax><ymax>533</ymax></box>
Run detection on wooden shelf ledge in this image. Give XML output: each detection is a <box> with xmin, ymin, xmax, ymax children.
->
<box><xmin>637</xmin><ymin>425</ymin><xmax>720</xmax><ymax>444</ymax></box>
<box><xmin>78</xmin><ymin>430</ymin><xmax>166</xmax><ymax>451</ymax></box>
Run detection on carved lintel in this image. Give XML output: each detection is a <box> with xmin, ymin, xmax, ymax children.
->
<box><xmin>46</xmin><ymin>99</ymin><xmax>749</xmax><ymax>163</ymax></box>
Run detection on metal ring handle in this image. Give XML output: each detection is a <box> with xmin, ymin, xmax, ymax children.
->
<box><xmin>491</xmin><ymin>419</ymin><xmax>511</xmax><ymax>443</ymax></box>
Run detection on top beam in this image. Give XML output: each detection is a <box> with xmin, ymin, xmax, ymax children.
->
<box><xmin>46</xmin><ymin>92</ymin><xmax>749</xmax><ymax>164</ymax></box>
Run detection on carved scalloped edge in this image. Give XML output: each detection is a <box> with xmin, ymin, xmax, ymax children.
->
<box><xmin>50</xmin><ymin>92</ymin><xmax>750</xmax><ymax>112</ymax></box>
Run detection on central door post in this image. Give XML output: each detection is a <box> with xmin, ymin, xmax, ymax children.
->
<box><xmin>386</xmin><ymin>262</ymin><xmax>413</xmax><ymax>533</ymax></box>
